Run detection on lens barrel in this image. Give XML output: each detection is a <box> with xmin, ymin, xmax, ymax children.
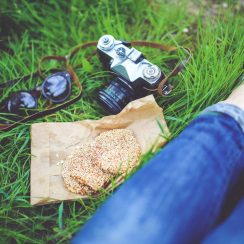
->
<box><xmin>98</xmin><ymin>77</ymin><xmax>135</xmax><ymax>114</ymax></box>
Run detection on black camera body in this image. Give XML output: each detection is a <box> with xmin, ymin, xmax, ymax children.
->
<box><xmin>97</xmin><ymin>35</ymin><xmax>170</xmax><ymax>114</ymax></box>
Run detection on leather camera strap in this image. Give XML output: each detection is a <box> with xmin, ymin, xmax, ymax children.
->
<box><xmin>0</xmin><ymin>40</ymin><xmax>191</xmax><ymax>132</ymax></box>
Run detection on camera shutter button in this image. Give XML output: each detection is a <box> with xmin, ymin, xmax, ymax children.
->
<box><xmin>103</xmin><ymin>37</ymin><xmax>109</xmax><ymax>44</ymax></box>
<box><xmin>143</xmin><ymin>65</ymin><xmax>161</xmax><ymax>81</ymax></box>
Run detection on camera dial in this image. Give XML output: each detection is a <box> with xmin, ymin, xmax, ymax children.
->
<box><xmin>98</xmin><ymin>35</ymin><xmax>115</xmax><ymax>51</ymax></box>
<box><xmin>116</xmin><ymin>47</ymin><xmax>126</xmax><ymax>58</ymax></box>
<box><xmin>143</xmin><ymin>65</ymin><xmax>161</xmax><ymax>83</ymax></box>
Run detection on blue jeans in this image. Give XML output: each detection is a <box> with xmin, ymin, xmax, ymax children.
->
<box><xmin>72</xmin><ymin>104</ymin><xmax>244</xmax><ymax>244</ymax></box>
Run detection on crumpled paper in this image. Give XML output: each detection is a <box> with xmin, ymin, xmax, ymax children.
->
<box><xmin>30</xmin><ymin>95</ymin><xmax>170</xmax><ymax>205</ymax></box>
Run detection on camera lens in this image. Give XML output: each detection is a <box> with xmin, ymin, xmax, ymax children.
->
<box><xmin>98</xmin><ymin>77</ymin><xmax>135</xmax><ymax>114</ymax></box>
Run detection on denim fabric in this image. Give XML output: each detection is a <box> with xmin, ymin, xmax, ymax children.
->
<box><xmin>72</xmin><ymin>112</ymin><xmax>244</xmax><ymax>244</ymax></box>
<box><xmin>203</xmin><ymin>196</ymin><xmax>244</xmax><ymax>244</ymax></box>
<box><xmin>202</xmin><ymin>103</ymin><xmax>244</xmax><ymax>133</ymax></box>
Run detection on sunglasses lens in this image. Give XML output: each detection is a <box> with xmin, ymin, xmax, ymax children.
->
<box><xmin>7</xmin><ymin>92</ymin><xmax>38</xmax><ymax>113</ymax></box>
<box><xmin>42</xmin><ymin>72</ymin><xmax>71</xmax><ymax>103</ymax></box>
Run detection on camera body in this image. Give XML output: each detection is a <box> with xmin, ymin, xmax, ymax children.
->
<box><xmin>97</xmin><ymin>34</ymin><xmax>170</xmax><ymax>114</ymax></box>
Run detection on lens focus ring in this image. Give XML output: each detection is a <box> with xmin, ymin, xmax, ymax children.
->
<box><xmin>97</xmin><ymin>77</ymin><xmax>135</xmax><ymax>114</ymax></box>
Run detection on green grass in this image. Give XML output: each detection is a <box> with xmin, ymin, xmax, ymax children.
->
<box><xmin>0</xmin><ymin>0</ymin><xmax>243</xmax><ymax>243</ymax></box>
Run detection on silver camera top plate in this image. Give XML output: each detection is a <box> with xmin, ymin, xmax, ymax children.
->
<box><xmin>97</xmin><ymin>35</ymin><xmax>162</xmax><ymax>84</ymax></box>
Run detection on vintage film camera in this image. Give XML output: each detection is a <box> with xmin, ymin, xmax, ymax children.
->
<box><xmin>96</xmin><ymin>35</ymin><xmax>171</xmax><ymax>114</ymax></box>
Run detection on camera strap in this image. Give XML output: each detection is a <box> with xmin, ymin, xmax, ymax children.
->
<box><xmin>0</xmin><ymin>40</ymin><xmax>190</xmax><ymax>132</ymax></box>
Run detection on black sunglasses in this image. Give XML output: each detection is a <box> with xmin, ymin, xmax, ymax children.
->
<box><xmin>0</xmin><ymin>41</ymin><xmax>98</xmax><ymax>132</ymax></box>
<box><xmin>5</xmin><ymin>71</ymin><xmax>72</xmax><ymax>114</ymax></box>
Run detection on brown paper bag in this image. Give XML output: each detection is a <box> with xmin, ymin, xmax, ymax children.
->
<box><xmin>31</xmin><ymin>95</ymin><xmax>169</xmax><ymax>205</ymax></box>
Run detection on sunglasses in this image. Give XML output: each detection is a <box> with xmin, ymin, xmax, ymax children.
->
<box><xmin>5</xmin><ymin>71</ymin><xmax>72</xmax><ymax>114</ymax></box>
<box><xmin>0</xmin><ymin>41</ymin><xmax>97</xmax><ymax>131</ymax></box>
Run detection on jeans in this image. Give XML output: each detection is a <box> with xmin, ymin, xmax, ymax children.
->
<box><xmin>72</xmin><ymin>104</ymin><xmax>244</xmax><ymax>244</ymax></box>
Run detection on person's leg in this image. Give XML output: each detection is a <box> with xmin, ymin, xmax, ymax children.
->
<box><xmin>208</xmin><ymin>198</ymin><xmax>244</xmax><ymax>244</ymax></box>
<box><xmin>202</xmin><ymin>146</ymin><xmax>244</xmax><ymax>244</ymax></box>
<box><xmin>72</xmin><ymin>87</ymin><xmax>244</xmax><ymax>244</ymax></box>
<box><xmin>216</xmin><ymin>151</ymin><xmax>244</xmax><ymax>224</ymax></box>
<box><xmin>203</xmin><ymin>197</ymin><xmax>244</xmax><ymax>244</ymax></box>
